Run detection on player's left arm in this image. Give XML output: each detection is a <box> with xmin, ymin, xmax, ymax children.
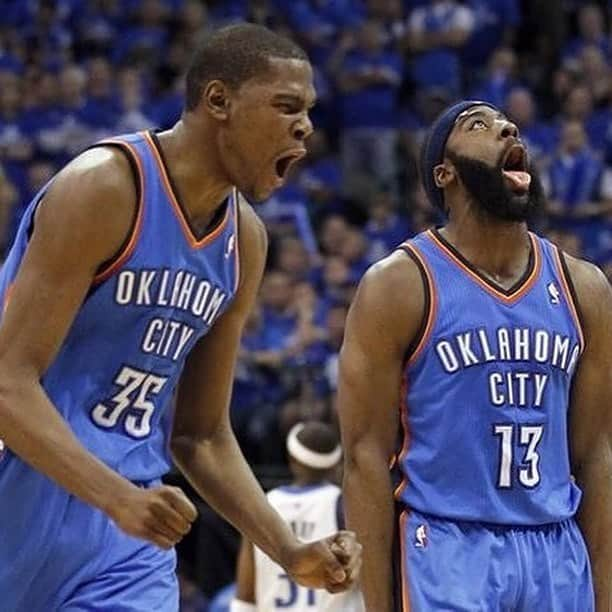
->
<box><xmin>565</xmin><ymin>255</ymin><xmax>612</xmax><ymax>611</ymax></box>
<box><xmin>231</xmin><ymin>537</ymin><xmax>256</xmax><ymax>612</ymax></box>
<box><xmin>171</xmin><ymin>200</ymin><xmax>360</xmax><ymax>593</ymax></box>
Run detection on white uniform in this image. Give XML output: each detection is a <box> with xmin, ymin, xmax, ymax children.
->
<box><xmin>254</xmin><ymin>483</ymin><xmax>364</xmax><ymax>612</ymax></box>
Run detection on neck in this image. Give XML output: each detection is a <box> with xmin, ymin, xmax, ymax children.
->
<box><xmin>442</xmin><ymin>211</ymin><xmax>530</xmax><ymax>281</ymax></box>
<box><xmin>155</xmin><ymin>115</ymin><xmax>233</xmax><ymax>226</ymax></box>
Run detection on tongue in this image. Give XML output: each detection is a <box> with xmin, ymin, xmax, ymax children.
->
<box><xmin>503</xmin><ymin>170</ymin><xmax>531</xmax><ymax>191</ymax></box>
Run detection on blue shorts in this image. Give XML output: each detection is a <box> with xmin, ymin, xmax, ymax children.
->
<box><xmin>1</xmin><ymin>482</ymin><xmax>178</xmax><ymax>612</ymax></box>
<box><xmin>396</xmin><ymin>509</ymin><xmax>594</xmax><ymax>612</ymax></box>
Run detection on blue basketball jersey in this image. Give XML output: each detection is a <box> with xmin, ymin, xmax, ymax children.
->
<box><xmin>0</xmin><ymin>131</ymin><xmax>240</xmax><ymax>574</ymax></box>
<box><xmin>392</xmin><ymin>229</ymin><xmax>584</xmax><ymax>525</ymax></box>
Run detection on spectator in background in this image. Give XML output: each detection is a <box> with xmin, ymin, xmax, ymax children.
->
<box><xmin>72</xmin><ymin>0</ymin><xmax>121</xmax><ymax>58</ymax></box>
<box><xmin>339</xmin><ymin>227</ymin><xmax>371</xmax><ymax>282</ymax></box>
<box><xmin>365</xmin><ymin>0</ymin><xmax>406</xmax><ymax>50</ymax></box>
<box><xmin>0</xmin><ymin>165</ymin><xmax>18</xmax><ymax>258</ymax></box>
<box><xmin>35</xmin><ymin>64</ymin><xmax>94</xmax><ymax>165</ymax></box>
<box><xmin>557</xmin><ymin>84</ymin><xmax>610</xmax><ymax>152</ymax></box>
<box><xmin>321</xmin><ymin>256</ymin><xmax>355</xmax><ymax>305</ymax></box>
<box><xmin>0</xmin><ymin>70</ymin><xmax>33</xmax><ymax>199</ymax></box>
<box><xmin>6</xmin><ymin>159</ymin><xmax>57</xmax><ymax>243</ymax></box>
<box><xmin>336</xmin><ymin>18</ymin><xmax>403</xmax><ymax>202</ymax></box>
<box><xmin>322</xmin><ymin>303</ymin><xmax>349</xmax><ymax>398</ymax></box>
<box><xmin>296</xmin><ymin>129</ymin><xmax>344</xmax><ymax>217</ymax></box>
<box><xmin>364</xmin><ymin>188</ymin><xmax>411</xmax><ymax>260</ymax></box>
<box><xmin>274</xmin><ymin>0</ymin><xmax>365</xmax><ymax>66</ymax></box>
<box><xmin>112</xmin><ymin>0</ymin><xmax>169</xmax><ymax>66</ymax></box>
<box><xmin>504</xmin><ymin>87</ymin><xmax>556</xmax><ymax>165</ymax></box>
<box><xmin>83</xmin><ymin>56</ymin><xmax>119</xmax><ymax>132</ymax></box>
<box><xmin>318</xmin><ymin>214</ymin><xmax>351</xmax><ymax>257</ymax></box>
<box><xmin>470</xmin><ymin>46</ymin><xmax>519</xmax><ymax>109</ymax></box>
<box><xmin>562</xmin><ymin>3</ymin><xmax>610</xmax><ymax>65</ymax></box>
<box><xmin>404</xmin><ymin>0</ymin><xmax>475</xmax><ymax>98</ymax></box>
<box><xmin>462</xmin><ymin>0</ymin><xmax>521</xmax><ymax>70</ymax></box>
<box><xmin>275</xmin><ymin>236</ymin><xmax>314</xmax><ymax>284</ymax></box>
<box><xmin>177</xmin><ymin>0</ymin><xmax>209</xmax><ymax>47</ymax></box>
<box><xmin>546</xmin><ymin>119</ymin><xmax>612</xmax><ymax>262</ymax></box>
<box><xmin>115</xmin><ymin>66</ymin><xmax>156</xmax><ymax>132</ymax></box>
<box><xmin>579</xmin><ymin>44</ymin><xmax>611</xmax><ymax>107</ymax></box>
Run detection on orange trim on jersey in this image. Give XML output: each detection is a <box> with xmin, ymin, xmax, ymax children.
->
<box><xmin>426</xmin><ymin>230</ymin><xmax>542</xmax><ymax>304</ymax></box>
<box><xmin>233</xmin><ymin>189</ymin><xmax>241</xmax><ymax>293</ymax></box>
<box><xmin>3</xmin><ymin>283</ymin><xmax>14</xmax><ymax>314</ymax></box>
<box><xmin>393</xmin><ymin>370</ymin><xmax>411</xmax><ymax>500</ymax></box>
<box><xmin>399</xmin><ymin>510</ymin><xmax>412</xmax><ymax>611</ymax></box>
<box><xmin>93</xmin><ymin>140</ymin><xmax>145</xmax><ymax>284</ymax></box>
<box><xmin>552</xmin><ymin>247</ymin><xmax>585</xmax><ymax>351</ymax></box>
<box><xmin>400</xmin><ymin>242</ymin><xmax>438</xmax><ymax>365</ymax></box>
<box><xmin>389</xmin><ymin>454</ymin><xmax>397</xmax><ymax>470</ymax></box>
<box><xmin>142</xmin><ymin>131</ymin><xmax>231</xmax><ymax>249</ymax></box>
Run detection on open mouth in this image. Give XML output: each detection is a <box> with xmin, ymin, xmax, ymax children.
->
<box><xmin>274</xmin><ymin>149</ymin><xmax>306</xmax><ymax>181</ymax></box>
<box><xmin>501</xmin><ymin>144</ymin><xmax>531</xmax><ymax>192</ymax></box>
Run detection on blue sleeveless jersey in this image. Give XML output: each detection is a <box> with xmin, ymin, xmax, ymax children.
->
<box><xmin>0</xmin><ymin>130</ymin><xmax>240</xmax><ymax>483</ymax></box>
<box><xmin>392</xmin><ymin>229</ymin><xmax>584</xmax><ymax>525</ymax></box>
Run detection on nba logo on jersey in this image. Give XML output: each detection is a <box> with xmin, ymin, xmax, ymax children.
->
<box><xmin>415</xmin><ymin>524</ymin><xmax>428</xmax><ymax>548</ymax></box>
<box><xmin>0</xmin><ymin>438</ymin><xmax>5</xmax><ymax>460</ymax></box>
<box><xmin>547</xmin><ymin>281</ymin><xmax>561</xmax><ymax>305</ymax></box>
<box><xmin>225</xmin><ymin>233</ymin><xmax>236</xmax><ymax>258</ymax></box>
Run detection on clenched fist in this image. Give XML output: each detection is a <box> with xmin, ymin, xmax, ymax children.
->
<box><xmin>283</xmin><ymin>530</ymin><xmax>362</xmax><ymax>594</ymax></box>
<box><xmin>109</xmin><ymin>484</ymin><xmax>198</xmax><ymax>549</ymax></box>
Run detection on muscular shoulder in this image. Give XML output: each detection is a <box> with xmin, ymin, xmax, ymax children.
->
<box><xmin>562</xmin><ymin>253</ymin><xmax>612</xmax><ymax>336</ymax></box>
<box><xmin>350</xmin><ymin>248</ymin><xmax>425</xmax><ymax>352</ymax></box>
<box><xmin>34</xmin><ymin>146</ymin><xmax>138</xmax><ymax>268</ymax></box>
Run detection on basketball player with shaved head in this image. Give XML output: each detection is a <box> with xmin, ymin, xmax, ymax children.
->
<box><xmin>339</xmin><ymin>101</ymin><xmax>611</xmax><ymax>610</ymax></box>
<box><xmin>0</xmin><ymin>24</ymin><xmax>360</xmax><ymax>611</ymax></box>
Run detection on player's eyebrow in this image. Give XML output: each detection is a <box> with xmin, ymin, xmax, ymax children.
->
<box><xmin>455</xmin><ymin>109</ymin><xmax>506</xmax><ymax>127</ymax></box>
<box><xmin>272</xmin><ymin>93</ymin><xmax>317</xmax><ymax>109</ymax></box>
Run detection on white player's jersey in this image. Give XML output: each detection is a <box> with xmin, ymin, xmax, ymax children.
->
<box><xmin>254</xmin><ymin>482</ymin><xmax>365</xmax><ymax>612</ymax></box>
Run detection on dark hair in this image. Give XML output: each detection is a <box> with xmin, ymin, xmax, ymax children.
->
<box><xmin>296</xmin><ymin>422</ymin><xmax>339</xmax><ymax>454</ymax></box>
<box><xmin>184</xmin><ymin>23</ymin><xmax>309</xmax><ymax>111</ymax></box>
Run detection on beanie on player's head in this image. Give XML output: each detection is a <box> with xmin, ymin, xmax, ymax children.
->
<box><xmin>420</xmin><ymin>100</ymin><xmax>498</xmax><ymax>212</ymax></box>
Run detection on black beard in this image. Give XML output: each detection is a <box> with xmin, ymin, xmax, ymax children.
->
<box><xmin>446</xmin><ymin>151</ymin><xmax>545</xmax><ymax>223</ymax></box>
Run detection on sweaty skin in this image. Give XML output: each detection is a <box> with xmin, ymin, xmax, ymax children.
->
<box><xmin>0</xmin><ymin>54</ymin><xmax>361</xmax><ymax>593</ymax></box>
<box><xmin>339</xmin><ymin>105</ymin><xmax>611</xmax><ymax>611</ymax></box>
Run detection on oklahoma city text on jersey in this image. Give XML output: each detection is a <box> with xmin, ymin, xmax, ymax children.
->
<box><xmin>434</xmin><ymin>327</ymin><xmax>581</xmax><ymax>409</ymax></box>
<box><xmin>114</xmin><ymin>268</ymin><xmax>229</xmax><ymax>362</ymax></box>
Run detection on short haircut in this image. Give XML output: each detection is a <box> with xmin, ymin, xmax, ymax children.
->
<box><xmin>185</xmin><ymin>23</ymin><xmax>309</xmax><ymax>111</ymax></box>
<box><xmin>296</xmin><ymin>422</ymin><xmax>339</xmax><ymax>455</ymax></box>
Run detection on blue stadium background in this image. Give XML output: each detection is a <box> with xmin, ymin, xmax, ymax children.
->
<box><xmin>1</xmin><ymin>1</ymin><xmax>612</xmax><ymax>609</ymax></box>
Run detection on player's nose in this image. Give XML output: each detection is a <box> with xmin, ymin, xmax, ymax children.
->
<box><xmin>499</xmin><ymin>119</ymin><xmax>519</xmax><ymax>140</ymax></box>
<box><xmin>293</xmin><ymin>113</ymin><xmax>313</xmax><ymax>142</ymax></box>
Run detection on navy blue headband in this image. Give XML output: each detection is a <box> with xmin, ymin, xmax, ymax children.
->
<box><xmin>420</xmin><ymin>100</ymin><xmax>498</xmax><ymax>212</ymax></box>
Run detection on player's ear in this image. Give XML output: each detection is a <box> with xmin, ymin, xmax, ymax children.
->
<box><xmin>204</xmin><ymin>80</ymin><xmax>230</xmax><ymax>120</ymax></box>
<box><xmin>433</xmin><ymin>162</ymin><xmax>455</xmax><ymax>189</ymax></box>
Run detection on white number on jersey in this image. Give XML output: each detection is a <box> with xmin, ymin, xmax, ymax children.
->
<box><xmin>494</xmin><ymin>424</ymin><xmax>543</xmax><ymax>488</ymax></box>
<box><xmin>91</xmin><ymin>365</ymin><xmax>168</xmax><ymax>438</ymax></box>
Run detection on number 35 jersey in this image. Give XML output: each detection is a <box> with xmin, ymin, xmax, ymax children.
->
<box><xmin>392</xmin><ymin>229</ymin><xmax>584</xmax><ymax>525</ymax></box>
<box><xmin>0</xmin><ymin>130</ymin><xmax>240</xmax><ymax>485</ymax></box>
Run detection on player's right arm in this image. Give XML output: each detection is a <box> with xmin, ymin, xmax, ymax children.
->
<box><xmin>338</xmin><ymin>250</ymin><xmax>423</xmax><ymax>612</ymax></box>
<box><xmin>0</xmin><ymin>148</ymin><xmax>196</xmax><ymax>549</ymax></box>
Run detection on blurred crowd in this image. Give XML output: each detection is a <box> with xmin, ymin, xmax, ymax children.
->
<box><xmin>2</xmin><ymin>1</ymin><xmax>612</xmax><ymax>604</ymax></box>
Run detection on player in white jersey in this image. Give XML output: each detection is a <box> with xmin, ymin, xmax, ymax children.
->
<box><xmin>231</xmin><ymin>422</ymin><xmax>365</xmax><ymax>612</ymax></box>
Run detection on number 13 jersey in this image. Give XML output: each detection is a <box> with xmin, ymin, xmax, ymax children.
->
<box><xmin>392</xmin><ymin>229</ymin><xmax>583</xmax><ymax>525</ymax></box>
